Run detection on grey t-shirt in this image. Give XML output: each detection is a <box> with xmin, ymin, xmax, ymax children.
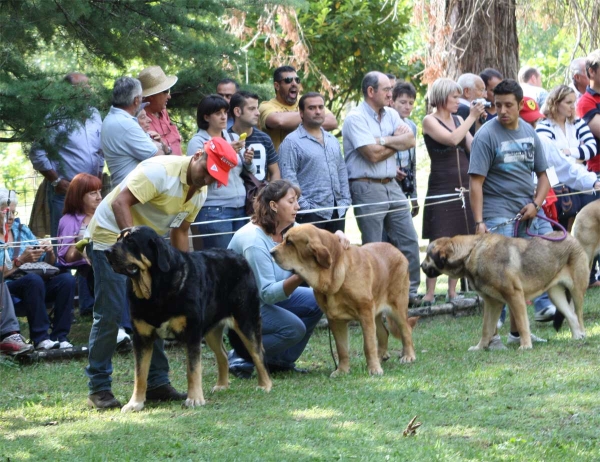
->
<box><xmin>468</xmin><ymin>117</ymin><xmax>548</xmax><ymax>218</ymax></box>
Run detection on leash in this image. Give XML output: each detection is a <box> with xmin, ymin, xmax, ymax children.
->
<box><xmin>514</xmin><ymin>214</ymin><xmax>567</xmax><ymax>241</ymax></box>
<box><xmin>327</xmin><ymin>326</ymin><xmax>338</xmax><ymax>371</ymax></box>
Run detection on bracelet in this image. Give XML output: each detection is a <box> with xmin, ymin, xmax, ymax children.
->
<box><xmin>532</xmin><ymin>201</ymin><xmax>541</xmax><ymax>212</ymax></box>
<box><xmin>475</xmin><ymin>221</ymin><xmax>485</xmax><ymax>227</ymax></box>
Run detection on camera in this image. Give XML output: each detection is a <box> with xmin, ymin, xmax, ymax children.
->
<box><xmin>472</xmin><ymin>98</ymin><xmax>492</xmax><ymax>108</ymax></box>
<box><xmin>398</xmin><ymin>168</ymin><xmax>415</xmax><ymax>195</ymax></box>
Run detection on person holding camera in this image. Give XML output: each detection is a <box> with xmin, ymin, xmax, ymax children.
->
<box><xmin>279</xmin><ymin>93</ymin><xmax>351</xmax><ymax>233</ymax></box>
<box><xmin>420</xmin><ymin>78</ymin><xmax>486</xmax><ymax>305</ymax></box>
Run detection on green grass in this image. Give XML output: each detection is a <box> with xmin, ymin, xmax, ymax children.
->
<box><xmin>2</xmin><ymin>289</ymin><xmax>600</xmax><ymax>461</ymax></box>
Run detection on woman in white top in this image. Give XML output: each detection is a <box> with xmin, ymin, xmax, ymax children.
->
<box><xmin>536</xmin><ymin>85</ymin><xmax>597</xmax><ymax>161</ymax></box>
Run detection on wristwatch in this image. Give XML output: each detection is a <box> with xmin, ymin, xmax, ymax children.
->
<box><xmin>379</xmin><ymin>137</ymin><xmax>386</xmax><ymax>146</ymax></box>
<box><xmin>533</xmin><ymin>201</ymin><xmax>541</xmax><ymax>212</ymax></box>
<box><xmin>51</xmin><ymin>177</ymin><xmax>63</xmax><ymax>188</ymax></box>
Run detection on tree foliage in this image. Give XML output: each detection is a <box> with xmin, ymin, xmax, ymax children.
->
<box><xmin>0</xmin><ymin>0</ymin><xmax>238</xmax><ymax>146</ymax></box>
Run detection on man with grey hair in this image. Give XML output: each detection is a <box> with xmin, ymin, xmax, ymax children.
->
<box><xmin>456</xmin><ymin>73</ymin><xmax>487</xmax><ymax>136</ymax></box>
<box><xmin>103</xmin><ymin>76</ymin><xmax>165</xmax><ymax>188</ymax></box>
<box><xmin>29</xmin><ymin>72</ymin><xmax>104</xmax><ymax>237</ymax></box>
<box><xmin>570</xmin><ymin>58</ymin><xmax>590</xmax><ymax>102</ymax></box>
<box><xmin>518</xmin><ymin>66</ymin><xmax>549</xmax><ymax>107</ymax></box>
<box><xmin>342</xmin><ymin>71</ymin><xmax>421</xmax><ymax>304</ymax></box>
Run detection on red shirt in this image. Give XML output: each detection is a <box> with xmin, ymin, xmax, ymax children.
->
<box><xmin>145</xmin><ymin>109</ymin><xmax>182</xmax><ymax>156</ymax></box>
<box><xmin>577</xmin><ymin>87</ymin><xmax>600</xmax><ymax>172</ymax></box>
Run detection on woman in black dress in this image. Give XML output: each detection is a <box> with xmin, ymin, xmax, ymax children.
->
<box><xmin>421</xmin><ymin>78</ymin><xmax>486</xmax><ymax>305</ymax></box>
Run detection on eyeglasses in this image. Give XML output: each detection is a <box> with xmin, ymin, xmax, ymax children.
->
<box><xmin>162</xmin><ymin>88</ymin><xmax>171</xmax><ymax>95</ymax></box>
<box><xmin>278</xmin><ymin>77</ymin><xmax>301</xmax><ymax>84</ymax></box>
<box><xmin>4</xmin><ymin>210</ymin><xmax>17</xmax><ymax>218</ymax></box>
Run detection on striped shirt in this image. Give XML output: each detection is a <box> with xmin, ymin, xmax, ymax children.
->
<box><xmin>536</xmin><ymin>118</ymin><xmax>597</xmax><ymax>161</ymax></box>
<box><xmin>86</xmin><ymin>156</ymin><xmax>207</xmax><ymax>249</ymax></box>
<box><xmin>279</xmin><ymin>124</ymin><xmax>351</xmax><ymax>219</ymax></box>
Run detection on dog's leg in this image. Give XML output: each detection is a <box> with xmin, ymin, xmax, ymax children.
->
<box><xmin>375</xmin><ymin>314</ymin><xmax>390</xmax><ymax>361</ymax></box>
<box><xmin>505</xmin><ymin>294</ymin><xmax>532</xmax><ymax>350</ymax></box>
<box><xmin>385</xmin><ymin>305</ymin><xmax>416</xmax><ymax>363</ymax></box>
<box><xmin>358</xmin><ymin>311</ymin><xmax>384</xmax><ymax>376</ymax></box>
<box><xmin>547</xmin><ymin>286</ymin><xmax>585</xmax><ymax>339</ymax></box>
<box><xmin>230</xmin><ymin>324</ymin><xmax>272</xmax><ymax>393</ymax></box>
<box><xmin>328</xmin><ymin>318</ymin><xmax>351</xmax><ymax>377</ymax></box>
<box><xmin>122</xmin><ymin>335</ymin><xmax>154</xmax><ymax>413</ymax></box>
<box><xmin>204</xmin><ymin>325</ymin><xmax>230</xmax><ymax>392</ymax></box>
<box><xmin>184</xmin><ymin>342</ymin><xmax>205</xmax><ymax>407</ymax></box>
<box><xmin>469</xmin><ymin>297</ymin><xmax>502</xmax><ymax>351</ymax></box>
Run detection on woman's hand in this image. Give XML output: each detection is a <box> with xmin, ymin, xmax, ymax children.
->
<box><xmin>148</xmin><ymin>130</ymin><xmax>162</xmax><ymax>142</ymax></box>
<box><xmin>469</xmin><ymin>101</ymin><xmax>486</xmax><ymax>119</ymax></box>
<box><xmin>19</xmin><ymin>246</ymin><xmax>44</xmax><ymax>263</ymax></box>
<box><xmin>230</xmin><ymin>139</ymin><xmax>245</xmax><ymax>152</ymax></box>
<box><xmin>335</xmin><ymin>230</ymin><xmax>351</xmax><ymax>249</ymax></box>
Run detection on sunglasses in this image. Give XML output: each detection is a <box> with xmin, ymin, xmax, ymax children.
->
<box><xmin>279</xmin><ymin>77</ymin><xmax>301</xmax><ymax>84</ymax></box>
<box><xmin>162</xmin><ymin>88</ymin><xmax>171</xmax><ymax>95</ymax></box>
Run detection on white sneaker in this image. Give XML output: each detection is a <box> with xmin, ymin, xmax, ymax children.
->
<box><xmin>117</xmin><ymin>328</ymin><xmax>130</xmax><ymax>345</ymax></box>
<box><xmin>535</xmin><ymin>305</ymin><xmax>556</xmax><ymax>322</ymax></box>
<box><xmin>35</xmin><ymin>339</ymin><xmax>59</xmax><ymax>350</ymax></box>
<box><xmin>507</xmin><ymin>332</ymin><xmax>547</xmax><ymax>344</ymax></box>
<box><xmin>59</xmin><ymin>341</ymin><xmax>74</xmax><ymax>349</ymax></box>
<box><xmin>496</xmin><ymin>318</ymin><xmax>504</xmax><ymax>329</ymax></box>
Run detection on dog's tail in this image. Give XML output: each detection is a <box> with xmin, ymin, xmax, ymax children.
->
<box><xmin>227</xmin><ymin>330</ymin><xmax>253</xmax><ymax>363</ymax></box>
<box><xmin>387</xmin><ymin>316</ymin><xmax>419</xmax><ymax>339</ymax></box>
<box><xmin>552</xmin><ymin>290</ymin><xmax>570</xmax><ymax>332</ymax></box>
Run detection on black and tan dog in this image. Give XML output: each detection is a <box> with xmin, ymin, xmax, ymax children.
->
<box><xmin>421</xmin><ymin>233</ymin><xmax>587</xmax><ymax>350</ymax></box>
<box><xmin>105</xmin><ymin>226</ymin><xmax>271</xmax><ymax>412</ymax></box>
<box><xmin>270</xmin><ymin>224</ymin><xmax>416</xmax><ymax>377</ymax></box>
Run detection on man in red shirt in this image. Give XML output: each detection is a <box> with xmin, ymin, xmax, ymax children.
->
<box><xmin>577</xmin><ymin>49</ymin><xmax>600</xmax><ymax>173</ymax></box>
<box><xmin>138</xmin><ymin>66</ymin><xmax>183</xmax><ymax>155</ymax></box>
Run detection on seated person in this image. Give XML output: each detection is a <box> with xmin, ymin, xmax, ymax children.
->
<box><xmin>226</xmin><ymin>180</ymin><xmax>349</xmax><ymax>377</ymax></box>
<box><xmin>0</xmin><ymin>188</ymin><xmax>75</xmax><ymax>350</ymax></box>
<box><xmin>0</xmin><ymin>282</ymin><xmax>34</xmax><ymax>355</ymax></box>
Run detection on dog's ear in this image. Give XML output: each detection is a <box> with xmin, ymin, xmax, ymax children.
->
<box><xmin>117</xmin><ymin>227</ymin><xmax>134</xmax><ymax>242</ymax></box>
<box><xmin>431</xmin><ymin>241</ymin><xmax>450</xmax><ymax>268</ymax></box>
<box><xmin>149</xmin><ymin>237</ymin><xmax>171</xmax><ymax>272</ymax></box>
<box><xmin>308</xmin><ymin>241</ymin><xmax>332</xmax><ymax>269</ymax></box>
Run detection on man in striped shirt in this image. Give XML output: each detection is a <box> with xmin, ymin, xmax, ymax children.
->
<box><xmin>84</xmin><ymin>139</ymin><xmax>238</xmax><ymax>410</ymax></box>
<box><xmin>279</xmin><ymin>92</ymin><xmax>351</xmax><ymax>233</ymax></box>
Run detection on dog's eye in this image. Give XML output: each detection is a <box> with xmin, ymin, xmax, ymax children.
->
<box><xmin>286</xmin><ymin>239</ymin><xmax>294</xmax><ymax>247</ymax></box>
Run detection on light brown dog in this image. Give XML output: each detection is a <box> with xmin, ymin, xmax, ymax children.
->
<box><xmin>420</xmin><ymin>233</ymin><xmax>587</xmax><ymax>350</ymax></box>
<box><xmin>270</xmin><ymin>224</ymin><xmax>416</xmax><ymax>376</ymax></box>
<box><xmin>573</xmin><ymin>199</ymin><xmax>600</xmax><ymax>270</ymax></box>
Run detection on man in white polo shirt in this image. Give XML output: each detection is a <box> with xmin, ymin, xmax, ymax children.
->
<box><xmin>85</xmin><ymin>138</ymin><xmax>238</xmax><ymax>410</ymax></box>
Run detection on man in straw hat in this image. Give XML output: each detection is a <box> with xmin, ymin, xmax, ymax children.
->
<box><xmin>84</xmin><ymin>137</ymin><xmax>238</xmax><ymax>410</ymax></box>
<box><xmin>138</xmin><ymin>65</ymin><xmax>182</xmax><ymax>155</ymax></box>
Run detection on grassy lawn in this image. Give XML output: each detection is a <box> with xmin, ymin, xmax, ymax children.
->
<box><xmin>2</xmin><ymin>288</ymin><xmax>600</xmax><ymax>461</ymax></box>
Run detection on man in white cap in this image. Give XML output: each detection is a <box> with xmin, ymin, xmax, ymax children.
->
<box><xmin>138</xmin><ymin>65</ymin><xmax>182</xmax><ymax>155</ymax></box>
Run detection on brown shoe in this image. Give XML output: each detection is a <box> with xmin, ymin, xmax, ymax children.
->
<box><xmin>145</xmin><ymin>384</ymin><xmax>187</xmax><ymax>402</ymax></box>
<box><xmin>87</xmin><ymin>390</ymin><xmax>122</xmax><ymax>410</ymax></box>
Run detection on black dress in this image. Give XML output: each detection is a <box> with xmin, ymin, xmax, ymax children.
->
<box><xmin>422</xmin><ymin>115</ymin><xmax>474</xmax><ymax>240</ymax></box>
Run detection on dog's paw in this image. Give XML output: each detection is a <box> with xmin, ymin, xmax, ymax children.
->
<box><xmin>518</xmin><ymin>344</ymin><xmax>533</xmax><ymax>350</ymax></box>
<box><xmin>399</xmin><ymin>354</ymin><xmax>416</xmax><ymax>363</ymax></box>
<box><xmin>257</xmin><ymin>382</ymin><xmax>272</xmax><ymax>393</ymax></box>
<box><xmin>330</xmin><ymin>368</ymin><xmax>349</xmax><ymax>378</ymax></box>
<box><xmin>368</xmin><ymin>366</ymin><xmax>384</xmax><ymax>376</ymax></box>
<box><xmin>468</xmin><ymin>345</ymin><xmax>483</xmax><ymax>351</ymax></box>
<box><xmin>211</xmin><ymin>385</ymin><xmax>229</xmax><ymax>393</ymax></box>
<box><xmin>183</xmin><ymin>397</ymin><xmax>206</xmax><ymax>408</ymax></box>
<box><xmin>380</xmin><ymin>352</ymin><xmax>391</xmax><ymax>362</ymax></box>
<box><xmin>573</xmin><ymin>332</ymin><xmax>586</xmax><ymax>340</ymax></box>
<box><xmin>121</xmin><ymin>401</ymin><xmax>144</xmax><ymax>413</ymax></box>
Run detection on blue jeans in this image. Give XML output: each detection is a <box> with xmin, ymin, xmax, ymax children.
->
<box><xmin>46</xmin><ymin>181</ymin><xmax>65</xmax><ymax>238</ymax></box>
<box><xmin>193</xmin><ymin>206</ymin><xmax>248</xmax><ymax>250</ymax></box>
<box><xmin>485</xmin><ymin>213</ymin><xmax>554</xmax><ymax>322</ymax></box>
<box><xmin>8</xmin><ymin>272</ymin><xmax>75</xmax><ymax>344</ymax></box>
<box><xmin>1</xmin><ymin>282</ymin><xmax>20</xmax><ymax>336</ymax></box>
<box><xmin>86</xmin><ymin>244</ymin><xmax>170</xmax><ymax>394</ymax></box>
<box><xmin>230</xmin><ymin>287</ymin><xmax>322</xmax><ymax>369</ymax></box>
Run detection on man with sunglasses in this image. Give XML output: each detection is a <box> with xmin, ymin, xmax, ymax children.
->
<box><xmin>259</xmin><ymin>66</ymin><xmax>338</xmax><ymax>150</ymax></box>
<box><xmin>138</xmin><ymin>66</ymin><xmax>182</xmax><ymax>155</ymax></box>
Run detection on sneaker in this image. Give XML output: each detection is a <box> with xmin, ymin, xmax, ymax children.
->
<box><xmin>87</xmin><ymin>390</ymin><xmax>122</xmax><ymax>410</ymax></box>
<box><xmin>487</xmin><ymin>334</ymin><xmax>508</xmax><ymax>350</ymax></box>
<box><xmin>535</xmin><ymin>305</ymin><xmax>556</xmax><ymax>322</ymax></box>
<box><xmin>507</xmin><ymin>332</ymin><xmax>547</xmax><ymax>344</ymax></box>
<box><xmin>116</xmin><ymin>328</ymin><xmax>130</xmax><ymax>345</ymax></box>
<box><xmin>59</xmin><ymin>340</ymin><xmax>74</xmax><ymax>349</ymax></box>
<box><xmin>35</xmin><ymin>339</ymin><xmax>60</xmax><ymax>350</ymax></box>
<box><xmin>496</xmin><ymin>318</ymin><xmax>504</xmax><ymax>329</ymax></box>
<box><xmin>0</xmin><ymin>333</ymin><xmax>34</xmax><ymax>355</ymax></box>
<box><xmin>145</xmin><ymin>384</ymin><xmax>187</xmax><ymax>402</ymax></box>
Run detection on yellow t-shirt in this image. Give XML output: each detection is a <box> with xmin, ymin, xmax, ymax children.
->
<box><xmin>258</xmin><ymin>98</ymin><xmax>299</xmax><ymax>150</ymax></box>
<box><xmin>87</xmin><ymin>156</ymin><xmax>207</xmax><ymax>249</ymax></box>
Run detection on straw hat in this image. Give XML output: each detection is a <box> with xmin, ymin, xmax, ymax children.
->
<box><xmin>138</xmin><ymin>66</ymin><xmax>178</xmax><ymax>97</ymax></box>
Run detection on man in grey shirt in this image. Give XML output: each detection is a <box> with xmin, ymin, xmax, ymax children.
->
<box><xmin>469</xmin><ymin>79</ymin><xmax>554</xmax><ymax>347</ymax></box>
<box><xmin>279</xmin><ymin>92</ymin><xmax>351</xmax><ymax>233</ymax></box>
<box><xmin>342</xmin><ymin>71</ymin><xmax>421</xmax><ymax>302</ymax></box>
<box><xmin>102</xmin><ymin>77</ymin><xmax>165</xmax><ymax>188</ymax></box>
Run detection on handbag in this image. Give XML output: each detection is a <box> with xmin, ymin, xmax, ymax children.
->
<box><xmin>240</xmin><ymin>170</ymin><xmax>267</xmax><ymax>216</ymax></box>
<box><xmin>14</xmin><ymin>262</ymin><xmax>60</xmax><ymax>280</ymax></box>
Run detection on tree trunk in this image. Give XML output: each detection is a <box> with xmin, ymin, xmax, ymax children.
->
<box><xmin>424</xmin><ymin>0</ymin><xmax>519</xmax><ymax>83</ymax></box>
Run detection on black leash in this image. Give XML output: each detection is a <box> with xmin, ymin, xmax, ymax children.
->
<box><xmin>327</xmin><ymin>325</ymin><xmax>338</xmax><ymax>370</ymax></box>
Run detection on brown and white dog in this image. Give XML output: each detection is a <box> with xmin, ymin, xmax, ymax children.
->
<box><xmin>271</xmin><ymin>224</ymin><xmax>416</xmax><ymax>376</ymax></box>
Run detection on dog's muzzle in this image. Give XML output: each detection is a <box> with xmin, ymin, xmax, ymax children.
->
<box><xmin>420</xmin><ymin>260</ymin><xmax>442</xmax><ymax>278</ymax></box>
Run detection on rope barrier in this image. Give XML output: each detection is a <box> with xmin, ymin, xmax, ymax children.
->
<box><xmin>1</xmin><ymin>186</ymin><xmax>598</xmax><ymax>249</ymax></box>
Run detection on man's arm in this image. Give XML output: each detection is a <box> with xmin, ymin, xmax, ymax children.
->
<box><xmin>322</xmin><ymin>111</ymin><xmax>339</xmax><ymax>131</ymax></box>
<box><xmin>264</xmin><ymin>111</ymin><xmax>302</xmax><ymax>131</ymax></box>
<box><xmin>469</xmin><ymin>174</ymin><xmax>486</xmax><ymax>234</ymax></box>
<box><xmin>587</xmin><ymin>114</ymin><xmax>600</xmax><ymax>140</ymax></box>
<box><xmin>357</xmin><ymin>129</ymin><xmax>415</xmax><ymax>164</ymax></box>
<box><xmin>170</xmin><ymin>221</ymin><xmax>191</xmax><ymax>252</ymax></box>
<box><xmin>519</xmin><ymin>171</ymin><xmax>551</xmax><ymax>221</ymax></box>
<box><xmin>111</xmin><ymin>187</ymin><xmax>141</xmax><ymax>230</ymax></box>
<box><xmin>267</xmin><ymin>163</ymin><xmax>281</xmax><ymax>181</ymax></box>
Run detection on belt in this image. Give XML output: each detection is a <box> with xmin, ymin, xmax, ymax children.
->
<box><xmin>350</xmin><ymin>177</ymin><xmax>393</xmax><ymax>184</ymax></box>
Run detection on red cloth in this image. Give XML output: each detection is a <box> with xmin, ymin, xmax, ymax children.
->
<box><xmin>542</xmin><ymin>188</ymin><xmax>558</xmax><ymax>222</ymax></box>
<box><xmin>145</xmin><ymin>109</ymin><xmax>182</xmax><ymax>156</ymax></box>
<box><xmin>576</xmin><ymin>88</ymin><xmax>600</xmax><ymax>172</ymax></box>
